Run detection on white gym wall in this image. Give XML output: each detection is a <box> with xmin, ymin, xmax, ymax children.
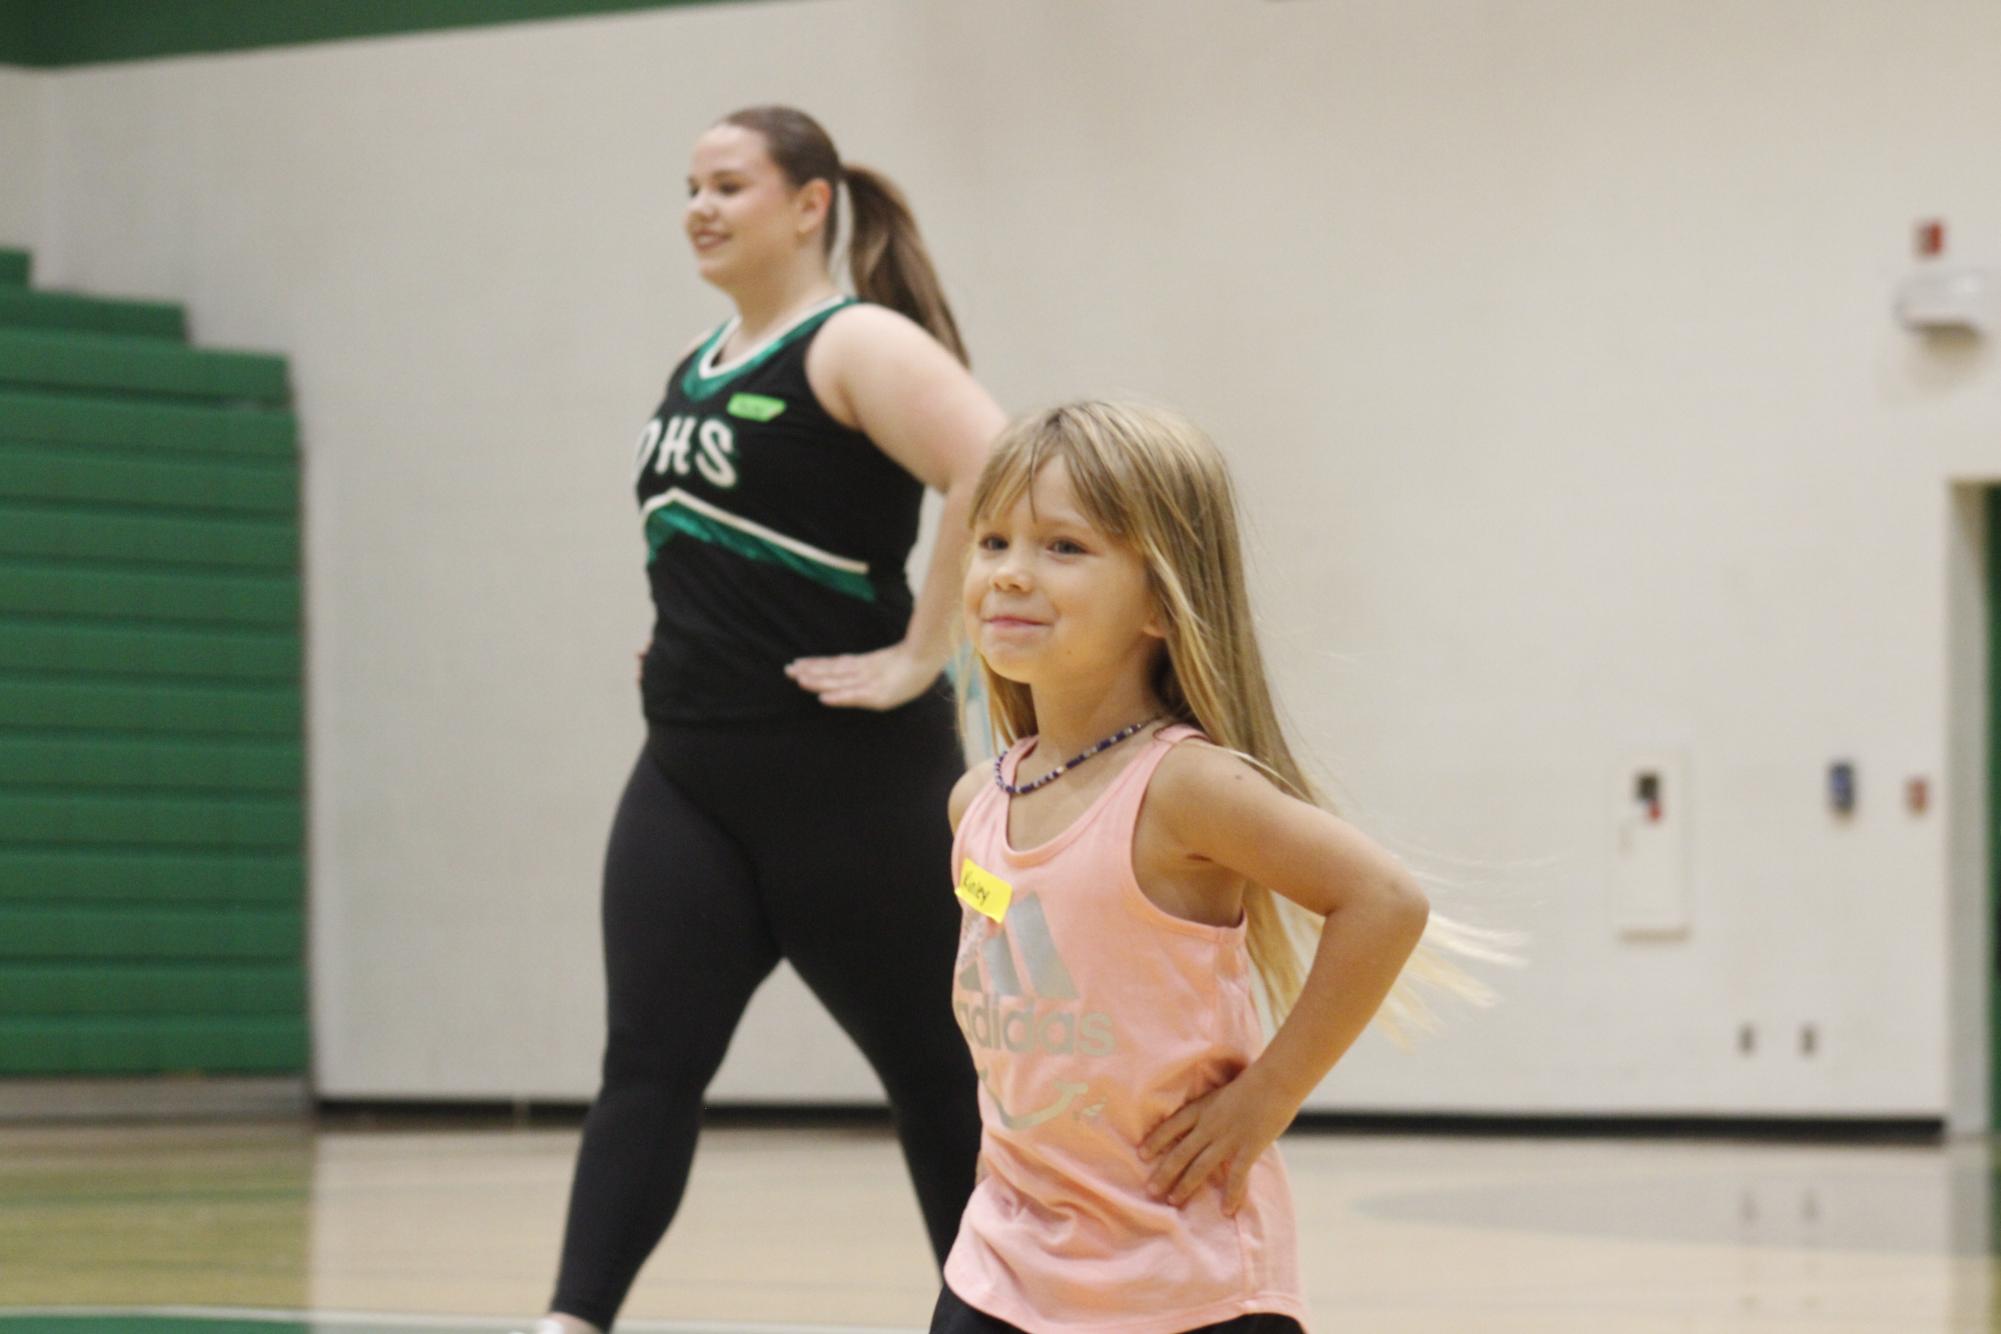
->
<box><xmin>5</xmin><ymin>0</ymin><xmax>1999</xmax><ymax>1122</ymax></box>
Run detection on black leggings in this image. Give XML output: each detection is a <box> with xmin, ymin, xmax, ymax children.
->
<box><xmin>550</xmin><ymin>688</ymin><xmax>981</xmax><ymax>1329</ymax></box>
<box><xmin>931</xmin><ymin>1286</ymin><xmax>1305</xmax><ymax>1334</ymax></box>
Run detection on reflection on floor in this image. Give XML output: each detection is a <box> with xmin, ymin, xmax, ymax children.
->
<box><xmin>1</xmin><ymin>1120</ymin><xmax>1996</xmax><ymax>1332</ymax></box>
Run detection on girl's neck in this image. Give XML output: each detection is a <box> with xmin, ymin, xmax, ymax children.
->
<box><xmin>1028</xmin><ymin>681</ymin><xmax>1168</xmax><ymax>771</ymax></box>
<box><xmin>725</xmin><ymin>262</ymin><xmax>841</xmax><ymax>349</ymax></box>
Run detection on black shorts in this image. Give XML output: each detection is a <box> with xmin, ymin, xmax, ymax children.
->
<box><xmin>930</xmin><ymin>1284</ymin><xmax>1306</xmax><ymax>1334</ymax></box>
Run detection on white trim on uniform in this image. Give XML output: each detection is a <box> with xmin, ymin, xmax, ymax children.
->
<box><xmin>640</xmin><ymin>487</ymin><xmax>871</xmax><ymax>575</ymax></box>
<box><xmin>697</xmin><ymin>294</ymin><xmax>850</xmax><ymax>380</ymax></box>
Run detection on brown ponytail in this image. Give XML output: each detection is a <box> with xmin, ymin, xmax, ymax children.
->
<box><xmin>842</xmin><ymin>164</ymin><xmax>968</xmax><ymax>366</ymax></box>
<box><xmin>720</xmin><ymin>105</ymin><xmax>970</xmax><ymax>366</ymax></box>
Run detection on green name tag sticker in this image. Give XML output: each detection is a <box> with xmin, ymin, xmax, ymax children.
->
<box><xmin>727</xmin><ymin>393</ymin><xmax>787</xmax><ymax>422</ymax></box>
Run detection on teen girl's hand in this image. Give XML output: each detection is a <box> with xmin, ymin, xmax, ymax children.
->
<box><xmin>784</xmin><ymin>640</ymin><xmax>939</xmax><ymax>710</ymax></box>
<box><xmin>1139</xmin><ymin>1065</ymin><xmax>1298</xmax><ymax>1214</ymax></box>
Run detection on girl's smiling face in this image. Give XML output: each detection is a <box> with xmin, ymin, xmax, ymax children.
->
<box><xmin>965</xmin><ymin>458</ymin><xmax>1165</xmax><ymax>689</ymax></box>
<box><xmin>683</xmin><ymin>124</ymin><xmax>822</xmax><ymax>286</ymax></box>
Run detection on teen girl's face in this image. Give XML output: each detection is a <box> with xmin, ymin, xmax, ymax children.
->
<box><xmin>683</xmin><ymin>125</ymin><xmax>822</xmax><ymax>286</ymax></box>
<box><xmin>965</xmin><ymin>459</ymin><xmax>1165</xmax><ymax>690</ymax></box>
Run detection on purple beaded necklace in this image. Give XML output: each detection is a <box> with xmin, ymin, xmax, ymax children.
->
<box><xmin>995</xmin><ymin>716</ymin><xmax>1162</xmax><ymax>796</ymax></box>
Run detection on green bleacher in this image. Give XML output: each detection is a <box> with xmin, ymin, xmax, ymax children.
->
<box><xmin>0</xmin><ymin>248</ymin><xmax>307</xmax><ymax>1077</ymax></box>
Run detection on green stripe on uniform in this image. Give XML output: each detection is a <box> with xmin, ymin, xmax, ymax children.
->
<box><xmin>678</xmin><ymin>297</ymin><xmax>852</xmax><ymax>402</ymax></box>
<box><xmin>646</xmin><ymin>504</ymin><xmax>874</xmax><ymax>602</ymax></box>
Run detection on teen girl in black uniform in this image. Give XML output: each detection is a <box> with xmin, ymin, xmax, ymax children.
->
<box><xmin>533</xmin><ymin>106</ymin><xmax>1004</xmax><ymax>1334</ymax></box>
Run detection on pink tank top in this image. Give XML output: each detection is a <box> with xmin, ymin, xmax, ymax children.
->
<box><xmin>943</xmin><ymin>725</ymin><xmax>1308</xmax><ymax>1333</ymax></box>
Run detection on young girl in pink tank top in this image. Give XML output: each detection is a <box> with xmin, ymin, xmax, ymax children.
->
<box><xmin>932</xmin><ymin>401</ymin><xmax>1446</xmax><ymax>1334</ymax></box>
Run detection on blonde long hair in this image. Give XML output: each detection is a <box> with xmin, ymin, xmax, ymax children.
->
<box><xmin>968</xmin><ymin>401</ymin><xmax>1505</xmax><ymax>1032</ymax></box>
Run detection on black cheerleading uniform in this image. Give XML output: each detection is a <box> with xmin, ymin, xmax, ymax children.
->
<box><xmin>550</xmin><ymin>298</ymin><xmax>981</xmax><ymax>1329</ymax></box>
<box><xmin>636</xmin><ymin>295</ymin><xmax>928</xmax><ymax>723</ymax></box>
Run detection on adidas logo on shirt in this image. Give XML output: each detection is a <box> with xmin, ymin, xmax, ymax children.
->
<box><xmin>954</xmin><ymin>892</ymin><xmax>1117</xmax><ymax>1059</ymax></box>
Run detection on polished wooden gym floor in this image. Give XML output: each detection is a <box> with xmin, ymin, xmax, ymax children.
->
<box><xmin>1</xmin><ymin>1116</ymin><xmax>1995</xmax><ymax>1333</ymax></box>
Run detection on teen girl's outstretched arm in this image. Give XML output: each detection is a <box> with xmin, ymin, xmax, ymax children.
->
<box><xmin>785</xmin><ymin>304</ymin><xmax>1004</xmax><ymax>709</ymax></box>
<box><xmin>1137</xmin><ymin>741</ymin><xmax>1430</xmax><ymax>1214</ymax></box>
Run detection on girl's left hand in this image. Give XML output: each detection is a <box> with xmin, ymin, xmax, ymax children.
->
<box><xmin>1139</xmin><ymin>1067</ymin><xmax>1297</xmax><ymax>1215</ymax></box>
<box><xmin>785</xmin><ymin>641</ymin><xmax>940</xmax><ymax>710</ymax></box>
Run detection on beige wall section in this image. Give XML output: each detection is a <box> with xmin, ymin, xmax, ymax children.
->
<box><xmin>0</xmin><ymin>68</ymin><xmax>45</xmax><ymax>251</ymax></box>
<box><xmin>28</xmin><ymin>0</ymin><xmax>2001</xmax><ymax>1112</ymax></box>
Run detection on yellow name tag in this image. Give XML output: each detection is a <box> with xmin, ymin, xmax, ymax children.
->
<box><xmin>956</xmin><ymin>858</ymin><xmax>1014</xmax><ymax>923</ymax></box>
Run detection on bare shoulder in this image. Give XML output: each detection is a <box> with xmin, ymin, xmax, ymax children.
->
<box><xmin>1147</xmin><ymin>738</ymin><xmax>1417</xmax><ymax>917</ymax></box>
<box><xmin>817</xmin><ymin>300</ymin><xmax>932</xmax><ymax>352</ymax></box>
<box><xmin>1149</xmin><ymin>738</ymin><xmax>1282</xmax><ymax>820</ymax></box>
<box><xmin>947</xmin><ymin>760</ymin><xmax>991</xmax><ymax>834</ymax></box>
<box><xmin>813</xmin><ymin>302</ymin><xmax>963</xmax><ymax>384</ymax></box>
<box><xmin>809</xmin><ymin>304</ymin><xmax>938</xmax><ymax>427</ymax></box>
<box><xmin>1141</xmin><ymin>738</ymin><xmax>1308</xmax><ymax>862</ymax></box>
<box><xmin>808</xmin><ymin>301</ymin><xmax>995</xmax><ymax>473</ymax></box>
